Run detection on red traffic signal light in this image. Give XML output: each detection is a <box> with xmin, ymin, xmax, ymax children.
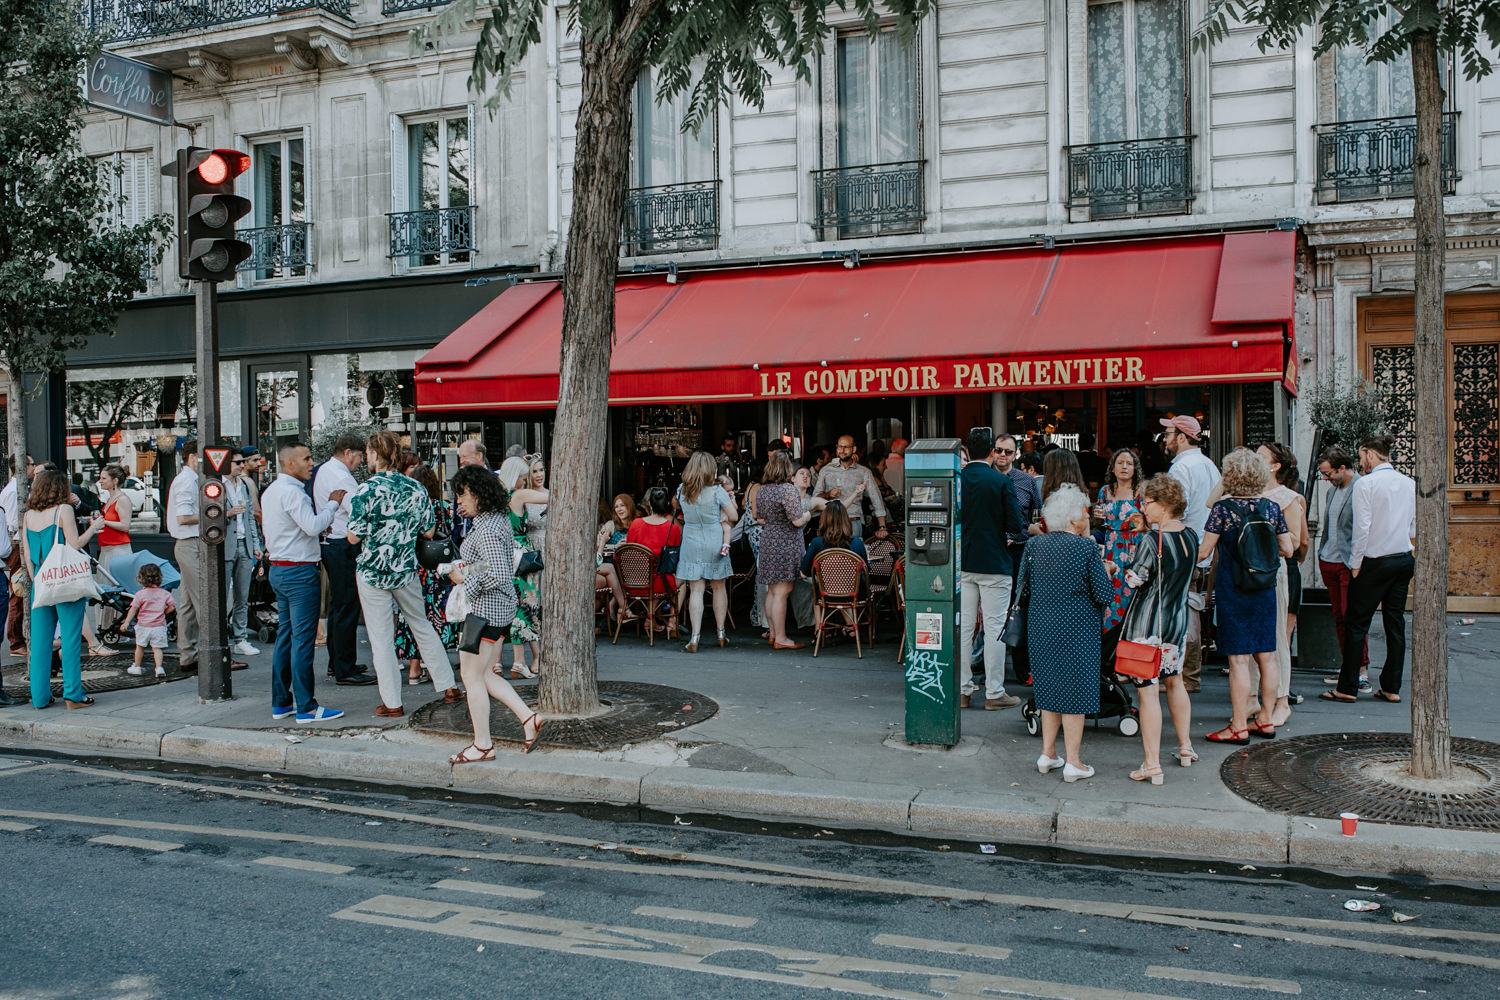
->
<box><xmin>164</xmin><ymin>147</ymin><xmax>253</xmax><ymax>282</ymax></box>
<box><xmin>200</xmin><ymin>475</ymin><xmax>228</xmax><ymax>545</ymax></box>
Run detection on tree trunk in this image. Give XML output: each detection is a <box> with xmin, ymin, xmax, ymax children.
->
<box><xmin>1408</xmin><ymin>30</ymin><xmax>1451</xmax><ymax>780</ymax></box>
<box><xmin>537</xmin><ymin>32</ymin><xmax>641</xmax><ymax>717</ymax></box>
<box><xmin>8</xmin><ymin>367</ymin><xmax>26</xmax><ymax>513</ymax></box>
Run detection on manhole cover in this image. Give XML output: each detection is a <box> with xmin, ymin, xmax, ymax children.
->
<box><xmin>1221</xmin><ymin>732</ymin><xmax>1500</xmax><ymax>831</ymax></box>
<box><xmin>408</xmin><ymin>680</ymin><xmax>717</xmax><ymax>751</ymax></box>
<box><xmin>2</xmin><ymin>651</ymin><xmax>193</xmax><ymax>695</ymax></box>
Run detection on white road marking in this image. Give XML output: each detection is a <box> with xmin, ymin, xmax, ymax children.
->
<box><xmin>90</xmin><ymin>835</ymin><xmax>182</xmax><ymax>852</ymax></box>
<box><xmin>0</xmin><ymin>762</ymin><xmax>49</xmax><ymax>776</ymax></box>
<box><xmin>633</xmin><ymin>905</ymin><xmax>757</xmax><ymax>928</ymax></box>
<box><xmin>873</xmin><ymin>933</ymin><xmax>1011</xmax><ymax>961</ymax></box>
<box><xmin>1147</xmin><ymin>965</ymin><xmax>1302</xmax><ymax>994</ymax></box>
<box><xmin>335</xmin><ymin>894</ymin><xmax>1196</xmax><ymax>1000</ymax></box>
<box><xmin>0</xmin><ymin>819</ymin><xmax>37</xmax><ymax>832</ymax></box>
<box><xmin>254</xmin><ymin>856</ymin><xmax>353</xmax><ymax>875</ymax></box>
<box><xmin>432</xmin><ymin>878</ymin><xmax>543</xmax><ymax>899</ymax></box>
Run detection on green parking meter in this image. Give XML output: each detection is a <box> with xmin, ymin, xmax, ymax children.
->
<box><xmin>902</xmin><ymin>438</ymin><xmax>962</xmax><ymax>746</ymax></box>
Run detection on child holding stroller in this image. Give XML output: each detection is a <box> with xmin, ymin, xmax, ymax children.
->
<box><xmin>123</xmin><ymin>564</ymin><xmax>174</xmax><ymax>678</ymax></box>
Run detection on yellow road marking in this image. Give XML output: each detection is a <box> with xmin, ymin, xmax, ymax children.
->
<box><xmin>633</xmin><ymin>905</ymin><xmax>757</xmax><ymax>928</ymax></box>
<box><xmin>335</xmin><ymin>894</ymin><xmax>1194</xmax><ymax>1000</ymax></box>
<box><xmin>873</xmin><ymin>933</ymin><xmax>1011</xmax><ymax>962</ymax></box>
<box><xmin>90</xmin><ymin>834</ymin><xmax>181</xmax><ymax>852</ymax></box>
<box><xmin>431</xmin><ymin>878</ymin><xmax>543</xmax><ymax>899</ymax></box>
<box><xmin>1147</xmin><ymin>965</ymin><xmax>1302</xmax><ymax>994</ymax></box>
<box><xmin>254</xmin><ymin>856</ymin><xmax>353</xmax><ymax>875</ymax></box>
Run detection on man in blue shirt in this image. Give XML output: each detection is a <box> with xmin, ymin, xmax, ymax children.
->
<box><xmin>959</xmin><ymin>427</ymin><xmax>1024</xmax><ymax>710</ymax></box>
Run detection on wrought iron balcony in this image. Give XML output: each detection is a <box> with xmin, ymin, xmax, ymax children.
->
<box><xmin>1315</xmin><ymin>113</ymin><xmax>1459</xmax><ymax>202</ymax></box>
<box><xmin>89</xmin><ymin>0</ymin><xmax>353</xmax><ymax>43</ymax></box>
<box><xmin>237</xmin><ymin>222</ymin><xmax>310</xmax><ymax>279</ymax></box>
<box><xmin>387</xmin><ymin>205</ymin><xmax>475</xmax><ymax>265</ymax></box>
<box><xmin>620</xmin><ymin>180</ymin><xmax>720</xmax><ymax>256</ymax></box>
<box><xmin>1066</xmin><ymin>135</ymin><xmax>1194</xmax><ymax>220</ymax></box>
<box><xmin>811</xmin><ymin>160</ymin><xmax>925</xmax><ymax>239</ymax></box>
<box><xmin>381</xmin><ymin>0</ymin><xmax>451</xmax><ymax>13</ymax></box>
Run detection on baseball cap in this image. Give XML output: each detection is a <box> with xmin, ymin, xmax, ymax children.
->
<box><xmin>1159</xmin><ymin>415</ymin><xmax>1202</xmax><ymax>440</ymax></box>
<box><xmin>239</xmin><ymin>445</ymin><xmax>261</xmax><ymax>458</ymax></box>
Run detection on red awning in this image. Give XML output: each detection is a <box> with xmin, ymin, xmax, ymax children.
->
<box><xmin>416</xmin><ymin>231</ymin><xmax>1295</xmax><ymax>412</ymax></box>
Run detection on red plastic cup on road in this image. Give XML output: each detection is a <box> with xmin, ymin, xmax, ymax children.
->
<box><xmin>1340</xmin><ymin>812</ymin><xmax>1359</xmax><ymax>836</ymax></box>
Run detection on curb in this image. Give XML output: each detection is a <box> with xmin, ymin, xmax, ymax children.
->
<box><xmin>4</xmin><ymin>717</ymin><xmax>1497</xmax><ymax>884</ymax></box>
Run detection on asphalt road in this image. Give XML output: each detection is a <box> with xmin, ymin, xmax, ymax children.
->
<box><xmin>0</xmin><ymin>752</ymin><xmax>1495</xmax><ymax>1000</ymax></box>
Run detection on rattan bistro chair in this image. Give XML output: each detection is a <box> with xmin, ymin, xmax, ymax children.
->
<box><xmin>863</xmin><ymin>534</ymin><xmax>900</xmax><ymax>618</ymax></box>
<box><xmin>611</xmin><ymin>542</ymin><xmax>671</xmax><ymax>646</ymax></box>
<box><xmin>810</xmin><ymin>547</ymin><xmax>875</xmax><ymax>658</ymax></box>
<box><xmin>891</xmin><ymin>556</ymin><xmax>907</xmax><ymax>663</ymax></box>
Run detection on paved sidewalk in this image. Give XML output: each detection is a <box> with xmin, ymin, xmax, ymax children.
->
<box><xmin>2</xmin><ymin>614</ymin><xmax>1497</xmax><ymax>883</ymax></box>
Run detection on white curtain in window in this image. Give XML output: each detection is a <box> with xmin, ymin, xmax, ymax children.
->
<box><xmin>877</xmin><ymin>30</ymin><xmax>918</xmax><ymax>162</ymax></box>
<box><xmin>1088</xmin><ymin>2</ymin><xmax>1127</xmax><ymax>143</ymax></box>
<box><xmin>837</xmin><ymin>36</ymin><xmax>873</xmax><ymax>166</ymax></box>
<box><xmin>633</xmin><ymin>67</ymin><xmax>715</xmax><ymax>187</ymax></box>
<box><xmin>838</xmin><ymin>28</ymin><xmax>918</xmax><ymax>166</ymax></box>
<box><xmin>1135</xmin><ymin>0</ymin><xmax>1186</xmax><ymax>138</ymax></box>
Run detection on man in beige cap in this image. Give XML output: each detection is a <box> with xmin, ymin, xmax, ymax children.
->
<box><xmin>1161</xmin><ymin>414</ymin><xmax>1220</xmax><ymax>694</ymax></box>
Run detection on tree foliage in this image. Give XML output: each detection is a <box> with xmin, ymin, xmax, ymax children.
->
<box><xmin>1304</xmin><ymin>368</ymin><xmax>1391</xmax><ymax>450</ymax></box>
<box><xmin>1197</xmin><ymin>0</ymin><xmax>1500</xmax><ymax>76</ymax></box>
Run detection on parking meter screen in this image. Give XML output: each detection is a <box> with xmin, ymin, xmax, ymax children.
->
<box><xmin>909</xmin><ymin>485</ymin><xmax>943</xmax><ymax>506</ymax></box>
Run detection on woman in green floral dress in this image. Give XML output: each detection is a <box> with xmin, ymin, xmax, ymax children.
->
<box><xmin>395</xmin><ymin>464</ymin><xmax>459</xmax><ymax>683</ymax></box>
<box><xmin>497</xmin><ymin>456</ymin><xmax>548</xmax><ymax>678</ymax></box>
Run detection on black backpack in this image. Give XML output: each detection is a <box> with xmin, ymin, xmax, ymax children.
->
<box><xmin>1231</xmin><ymin>499</ymin><xmax>1280</xmax><ymax>592</ymax></box>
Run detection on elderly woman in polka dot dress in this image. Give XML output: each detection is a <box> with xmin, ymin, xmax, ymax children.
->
<box><xmin>1016</xmin><ymin>484</ymin><xmax>1114</xmax><ymax>783</ymax></box>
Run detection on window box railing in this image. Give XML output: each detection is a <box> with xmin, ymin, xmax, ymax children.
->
<box><xmin>1066</xmin><ymin>135</ymin><xmax>1194</xmax><ymax>220</ymax></box>
<box><xmin>89</xmin><ymin>0</ymin><xmax>353</xmax><ymax>43</ymax></box>
<box><xmin>381</xmin><ymin>0</ymin><xmax>450</xmax><ymax>12</ymax></box>
<box><xmin>387</xmin><ymin>205</ymin><xmax>474</xmax><ymax>265</ymax></box>
<box><xmin>811</xmin><ymin>160</ymin><xmax>925</xmax><ymax>239</ymax></box>
<box><xmin>237</xmin><ymin>222</ymin><xmax>311</xmax><ymax>279</ymax></box>
<box><xmin>620</xmin><ymin>180</ymin><xmax>720</xmax><ymax>256</ymax></box>
<box><xmin>1315</xmin><ymin>113</ymin><xmax>1459</xmax><ymax>202</ymax></box>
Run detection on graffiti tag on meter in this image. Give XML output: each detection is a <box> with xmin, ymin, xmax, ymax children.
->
<box><xmin>905</xmin><ymin>649</ymin><xmax>945</xmax><ymax>703</ymax></box>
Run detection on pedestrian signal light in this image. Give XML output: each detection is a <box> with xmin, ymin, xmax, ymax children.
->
<box><xmin>163</xmin><ymin>147</ymin><xmax>252</xmax><ymax>282</ymax></box>
<box><xmin>200</xmin><ymin>477</ymin><xmax>228</xmax><ymax>545</ymax></box>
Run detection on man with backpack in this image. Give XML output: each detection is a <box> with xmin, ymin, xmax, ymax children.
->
<box><xmin>1325</xmin><ymin>435</ymin><xmax>1415</xmax><ymax>705</ymax></box>
<box><xmin>1161</xmin><ymin>415</ymin><xmax>1220</xmax><ymax>693</ymax></box>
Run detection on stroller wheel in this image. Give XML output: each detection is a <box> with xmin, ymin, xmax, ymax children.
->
<box><xmin>1022</xmin><ymin>702</ymin><xmax>1041</xmax><ymax>736</ymax></box>
<box><xmin>258</xmin><ymin>626</ymin><xmax>277</xmax><ymax>644</ymax></box>
<box><xmin>1117</xmin><ymin>714</ymin><xmax>1140</xmax><ymax>737</ymax></box>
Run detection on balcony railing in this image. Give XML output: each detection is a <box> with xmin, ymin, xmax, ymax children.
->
<box><xmin>387</xmin><ymin>205</ymin><xmax>475</xmax><ymax>265</ymax></box>
<box><xmin>381</xmin><ymin>0</ymin><xmax>450</xmax><ymax>12</ymax></box>
<box><xmin>89</xmin><ymin>0</ymin><xmax>353</xmax><ymax>43</ymax></box>
<box><xmin>811</xmin><ymin>160</ymin><xmax>925</xmax><ymax>239</ymax></box>
<box><xmin>1315</xmin><ymin>113</ymin><xmax>1459</xmax><ymax>202</ymax></box>
<box><xmin>237</xmin><ymin>222</ymin><xmax>310</xmax><ymax>279</ymax></box>
<box><xmin>621</xmin><ymin>180</ymin><xmax>720</xmax><ymax>256</ymax></box>
<box><xmin>1066</xmin><ymin>135</ymin><xmax>1194</xmax><ymax>220</ymax></box>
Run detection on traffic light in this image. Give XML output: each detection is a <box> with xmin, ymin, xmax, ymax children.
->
<box><xmin>200</xmin><ymin>477</ymin><xmax>227</xmax><ymax>545</ymax></box>
<box><xmin>163</xmin><ymin>147</ymin><xmax>252</xmax><ymax>282</ymax></box>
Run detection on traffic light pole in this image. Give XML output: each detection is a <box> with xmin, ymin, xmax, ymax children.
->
<box><xmin>195</xmin><ymin>281</ymin><xmax>231</xmax><ymax>703</ymax></box>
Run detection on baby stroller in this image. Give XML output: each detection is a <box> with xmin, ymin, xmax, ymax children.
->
<box><xmin>1019</xmin><ymin>663</ymin><xmax>1141</xmax><ymax>737</ymax></box>
<box><xmin>248</xmin><ymin>555</ymin><xmax>279</xmax><ymax>644</ymax></box>
<box><xmin>92</xmin><ymin>549</ymin><xmax>180</xmax><ymax>650</ymax></box>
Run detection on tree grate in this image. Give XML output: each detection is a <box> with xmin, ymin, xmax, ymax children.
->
<box><xmin>1221</xmin><ymin>732</ymin><xmax>1500</xmax><ymax>831</ymax></box>
<box><xmin>408</xmin><ymin>680</ymin><xmax>719</xmax><ymax>751</ymax></box>
<box><xmin>1</xmin><ymin>651</ymin><xmax>193</xmax><ymax>695</ymax></box>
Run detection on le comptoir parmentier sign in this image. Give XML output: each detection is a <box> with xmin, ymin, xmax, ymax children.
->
<box><xmin>82</xmin><ymin>51</ymin><xmax>173</xmax><ymax>126</ymax></box>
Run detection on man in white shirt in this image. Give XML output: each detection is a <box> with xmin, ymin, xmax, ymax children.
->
<box><xmin>1329</xmin><ymin>435</ymin><xmax>1415</xmax><ymax>704</ymax></box>
<box><xmin>264</xmin><ymin>442</ymin><xmax>347</xmax><ymax>723</ymax></box>
<box><xmin>224</xmin><ymin>455</ymin><xmax>263</xmax><ymax>658</ymax></box>
<box><xmin>1162</xmin><ymin>415</ymin><xmax>1221</xmax><ymax>694</ymax></box>
<box><xmin>167</xmin><ymin>440</ymin><xmax>203</xmax><ymax>670</ymax></box>
<box><xmin>2</xmin><ymin>454</ymin><xmax>33</xmax><ymax>657</ymax></box>
<box><xmin>314</xmin><ymin>433</ymin><xmax>374</xmax><ymax>686</ymax></box>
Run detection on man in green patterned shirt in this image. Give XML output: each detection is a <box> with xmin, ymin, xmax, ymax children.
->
<box><xmin>348</xmin><ymin>431</ymin><xmax>460</xmax><ymax>716</ymax></box>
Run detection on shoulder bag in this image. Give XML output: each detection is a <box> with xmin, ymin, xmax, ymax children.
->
<box><xmin>32</xmin><ymin>512</ymin><xmax>100</xmax><ymax>608</ymax></box>
<box><xmin>1114</xmin><ymin>528</ymin><xmax>1164</xmax><ymax>680</ymax></box>
<box><xmin>1001</xmin><ymin>552</ymin><xmax>1029</xmax><ymax>649</ymax></box>
<box><xmin>656</xmin><ymin>519</ymin><xmax>681</xmax><ymax>578</ymax></box>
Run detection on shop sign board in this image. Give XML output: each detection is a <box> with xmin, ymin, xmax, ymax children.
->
<box><xmin>83</xmin><ymin>52</ymin><xmax>173</xmax><ymax>126</ymax></box>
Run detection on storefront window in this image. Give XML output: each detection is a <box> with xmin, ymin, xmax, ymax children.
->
<box><xmin>65</xmin><ymin>364</ymin><xmax>193</xmax><ymax>477</ymax></box>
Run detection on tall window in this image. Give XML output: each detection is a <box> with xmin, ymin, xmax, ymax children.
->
<box><xmin>391</xmin><ymin>113</ymin><xmax>473</xmax><ymax>268</ymax></box>
<box><xmin>97</xmin><ymin>151</ymin><xmax>155</xmax><ymax>285</ymax></box>
<box><xmin>249</xmin><ymin>135</ymin><xmax>307</xmax><ymax>280</ymax></box>
<box><xmin>632</xmin><ymin>68</ymin><xmax>715</xmax><ymax>189</ymax></box>
<box><xmin>1086</xmin><ymin>0</ymin><xmax>1187</xmax><ymax>143</ymax></box>
<box><xmin>836</xmin><ymin>27</ymin><xmax>919</xmax><ymax>170</ymax></box>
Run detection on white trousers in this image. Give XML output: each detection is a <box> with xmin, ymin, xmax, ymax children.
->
<box><xmin>356</xmin><ymin>576</ymin><xmax>456</xmax><ymax>708</ymax></box>
<box><xmin>959</xmin><ymin>571</ymin><xmax>1012</xmax><ymax>699</ymax></box>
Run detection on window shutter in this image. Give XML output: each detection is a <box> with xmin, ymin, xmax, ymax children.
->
<box><xmin>467</xmin><ymin>103</ymin><xmax>477</xmax><ymax>208</ymax></box>
<box><xmin>390</xmin><ymin>113</ymin><xmax>408</xmax><ymax>274</ymax></box>
<box><xmin>123</xmin><ymin>151</ymin><xmax>154</xmax><ymax>228</ymax></box>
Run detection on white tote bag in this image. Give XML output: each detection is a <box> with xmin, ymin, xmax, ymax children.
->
<box><xmin>32</xmin><ymin>524</ymin><xmax>101</xmax><ymax>608</ymax></box>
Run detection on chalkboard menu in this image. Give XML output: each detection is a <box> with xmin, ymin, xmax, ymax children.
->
<box><xmin>1105</xmin><ymin>388</ymin><xmax>1137</xmax><ymax>449</ymax></box>
<box><xmin>1241</xmin><ymin>383</ymin><xmax>1276</xmax><ymax>448</ymax></box>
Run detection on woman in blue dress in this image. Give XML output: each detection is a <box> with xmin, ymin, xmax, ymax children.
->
<box><xmin>1017</xmin><ymin>484</ymin><xmax>1114</xmax><ymax>784</ymax></box>
<box><xmin>1199</xmin><ymin>448</ymin><xmax>1293</xmax><ymax>745</ymax></box>
<box><xmin>21</xmin><ymin>470</ymin><xmax>104</xmax><ymax>709</ymax></box>
<box><xmin>676</xmin><ymin>452</ymin><xmax>738</xmax><ymax>652</ymax></box>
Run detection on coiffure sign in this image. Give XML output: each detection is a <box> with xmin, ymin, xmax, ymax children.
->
<box><xmin>83</xmin><ymin>51</ymin><xmax>173</xmax><ymax>126</ymax></box>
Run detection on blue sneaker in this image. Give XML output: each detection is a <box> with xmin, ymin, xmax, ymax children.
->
<box><xmin>271</xmin><ymin>704</ymin><xmax>295</xmax><ymax>720</ymax></box>
<box><xmin>1357</xmin><ymin>679</ymin><xmax>1373</xmax><ymax>694</ymax></box>
<box><xmin>295</xmin><ymin>706</ymin><xmax>344</xmax><ymax>724</ymax></box>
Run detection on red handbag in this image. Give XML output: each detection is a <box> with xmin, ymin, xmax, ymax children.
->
<box><xmin>1113</xmin><ymin>527</ymin><xmax>1163</xmax><ymax>680</ymax></box>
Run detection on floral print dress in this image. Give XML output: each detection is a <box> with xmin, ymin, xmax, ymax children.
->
<box><xmin>1096</xmin><ymin>485</ymin><xmax>1143</xmax><ymax>631</ymax></box>
<box><xmin>394</xmin><ymin>499</ymin><xmax>459</xmax><ymax>659</ymax></box>
<box><xmin>507</xmin><ymin>506</ymin><xmax>541</xmax><ymax>643</ymax></box>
